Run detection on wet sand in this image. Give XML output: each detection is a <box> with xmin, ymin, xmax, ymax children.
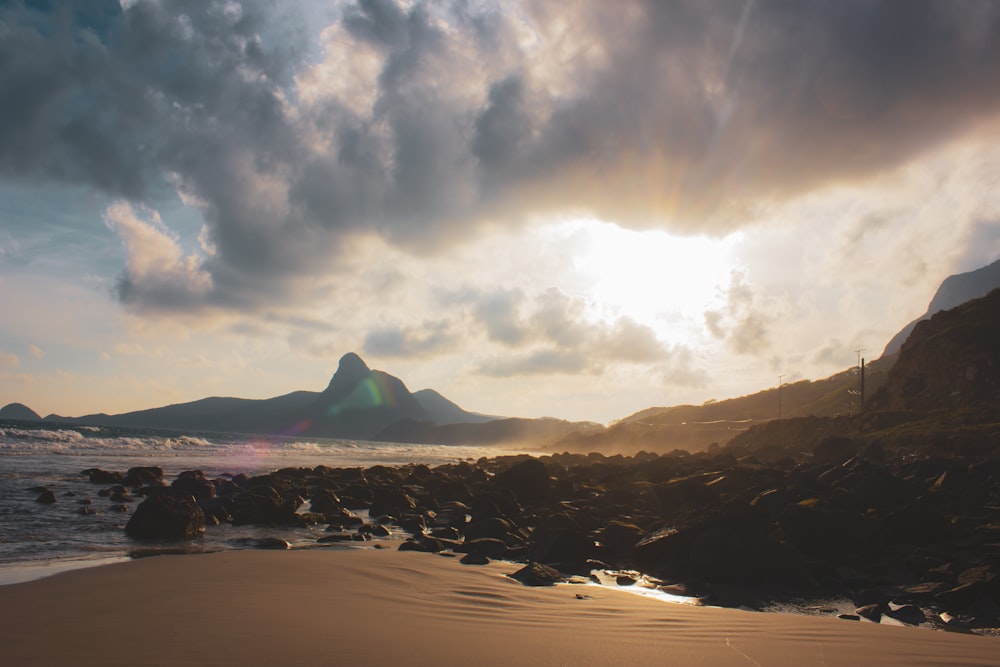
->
<box><xmin>0</xmin><ymin>548</ymin><xmax>996</xmax><ymax>666</ymax></box>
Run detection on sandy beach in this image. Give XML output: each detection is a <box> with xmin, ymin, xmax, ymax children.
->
<box><xmin>0</xmin><ymin>548</ymin><xmax>996</xmax><ymax>667</ymax></box>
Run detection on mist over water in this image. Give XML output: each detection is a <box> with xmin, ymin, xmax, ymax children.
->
<box><xmin>0</xmin><ymin>420</ymin><xmax>506</xmax><ymax>582</ymax></box>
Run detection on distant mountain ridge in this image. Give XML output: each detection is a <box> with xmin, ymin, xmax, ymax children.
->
<box><xmin>20</xmin><ymin>353</ymin><xmax>557</xmax><ymax>444</ymax></box>
<box><xmin>28</xmin><ymin>354</ymin><xmax>491</xmax><ymax>439</ymax></box>
<box><xmin>0</xmin><ymin>402</ymin><xmax>41</xmax><ymax>421</ymax></box>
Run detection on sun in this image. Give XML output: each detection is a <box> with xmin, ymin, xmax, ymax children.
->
<box><xmin>557</xmin><ymin>218</ymin><xmax>740</xmax><ymax>330</ymax></box>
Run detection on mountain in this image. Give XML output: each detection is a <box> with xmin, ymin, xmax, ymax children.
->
<box><xmin>0</xmin><ymin>402</ymin><xmax>41</xmax><ymax>421</ymax></box>
<box><xmin>882</xmin><ymin>257</ymin><xmax>1000</xmax><ymax>356</ymax></box>
<box><xmin>886</xmin><ymin>288</ymin><xmax>1000</xmax><ymax>412</ymax></box>
<box><xmin>377</xmin><ymin>416</ymin><xmax>600</xmax><ymax>447</ymax></box>
<box><xmin>552</xmin><ymin>356</ymin><xmax>893</xmax><ymax>455</ymax></box>
<box><xmin>412</xmin><ymin>389</ymin><xmax>497</xmax><ymax>425</ymax></box>
<box><xmin>299</xmin><ymin>353</ymin><xmax>428</xmax><ymax>439</ymax></box>
<box><xmin>34</xmin><ymin>353</ymin><xmax>565</xmax><ymax>443</ymax></box>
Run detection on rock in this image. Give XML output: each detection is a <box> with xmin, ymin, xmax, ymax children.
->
<box><xmin>529</xmin><ymin>526</ymin><xmax>594</xmax><ymax>565</ymax></box>
<box><xmin>110</xmin><ymin>489</ymin><xmax>135</xmax><ymax>503</ymax></box>
<box><xmin>318</xmin><ymin>533</ymin><xmax>355</xmax><ymax>543</ymax></box>
<box><xmin>460</xmin><ymin>552</ymin><xmax>490</xmax><ymax>565</ymax></box>
<box><xmin>398</xmin><ymin>536</ymin><xmax>443</xmax><ymax>553</ymax></box>
<box><xmin>464</xmin><ymin>517</ymin><xmax>515</xmax><ymax>542</ymax></box>
<box><xmin>596</xmin><ymin>521</ymin><xmax>645</xmax><ymax>562</ymax></box>
<box><xmin>77</xmin><ymin>506</ymin><xmax>98</xmax><ymax>515</ymax></box>
<box><xmin>885</xmin><ymin>602</ymin><xmax>926</xmax><ymax>625</ymax></box>
<box><xmin>82</xmin><ymin>468</ymin><xmax>123</xmax><ymax>484</ymax></box>
<box><xmin>509</xmin><ymin>562</ymin><xmax>562</xmax><ymax>586</ymax></box>
<box><xmin>123</xmin><ymin>466</ymin><xmax>164</xmax><ymax>488</ymax></box>
<box><xmin>171</xmin><ymin>471</ymin><xmax>215</xmax><ymax>500</ymax></box>
<box><xmin>837</xmin><ymin>614</ymin><xmax>860</xmax><ymax>621</ymax></box>
<box><xmin>616</xmin><ymin>574</ymin><xmax>637</xmax><ymax>586</ymax></box>
<box><xmin>227</xmin><ymin>486</ymin><xmax>299</xmax><ymax>525</ymax></box>
<box><xmin>431</xmin><ymin>500</ymin><xmax>470</xmax><ymax>530</ymax></box>
<box><xmin>255</xmin><ymin>537</ymin><xmax>291</xmax><ymax>550</ymax></box>
<box><xmin>459</xmin><ymin>538</ymin><xmax>508</xmax><ymax>559</ymax></box>
<box><xmin>493</xmin><ymin>459</ymin><xmax>552</xmax><ymax>505</ymax></box>
<box><xmin>369</xmin><ymin>486</ymin><xmax>417</xmax><ymax>518</ymax></box>
<box><xmin>855</xmin><ymin>603</ymin><xmax>884</xmax><ymax>622</ymax></box>
<box><xmin>125</xmin><ymin>494</ymin><xmax>206</xmax><ymax>541</ymax></box>
<box><xmin>358</xmin><ymin>523</ymin><xmax>391</xmax><ymax>538</ymax></box>
<box><xmin>309</xmin><ymin>489</ymin><xmax>343</xmax><ymax>515</ymax></box>
<box><xmin>35</xmin><ymin>489</ymin><xmax>56</xmax><ymax>504</ymax></box>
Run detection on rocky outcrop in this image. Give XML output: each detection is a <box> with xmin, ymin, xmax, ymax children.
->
<box><xmin>886</xmin><ymin>289</ymin><xmax>1000</xmax><ymax>412</ymax></box>
<box><xmin>125</xmin><ymin>493</ymin><xmax>206</xmax><ymax>540</ymax></box>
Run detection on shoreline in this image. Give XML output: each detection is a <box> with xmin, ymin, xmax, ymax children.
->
<box><xmin>1</xmin><ymin>547</ymin><xmax>997</xmax><ymax>667</ymax></box>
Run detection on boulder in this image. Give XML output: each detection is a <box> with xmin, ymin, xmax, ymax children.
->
<box><xmin>255</xmin><ymin>537</ymin><xmax>291</xmax><ymax>550</ymax></box>
<box><xmin>885</xmin><ymin>602</ymin><xmax>927</xmax><ymax>625</ymax></box>
<box><xmin>125</xmin><ymin>494</ymin><xmax>206</xmax><ymax>540</ymax></box>
<box><xmin>460</xmin><ymin>552</ymin><xmax>490</xmax><ymax>565</ymax></box>
<box><xmin>171</xmin><ymin>471</ymin><xmax>215</xmax><ymax>500</ymax></box>
<box><xmin>368</xmin><ymin>486</ymin><xmax>417</xmax><ymax>518</ymax></box>
<box><xmin>82</xmin><ymin>468</ymin><xmax>123</xmax><ymax>484</ymax></box>
<box><xmin>596</xmin><ymin>521</ymin><xmax>645</xmax><ymax>562</ymax></box>
<box><xmin>123</xmin><ymin>466</ymin><xmax>164</xmax><ymax>488</ymax></box>
<box><xmin>529</xmin><ymin>526</ymin><xmax>594</xmax><ymax>565</ymax></box>
<box><xmin>459</xmin><ymin>538</ymin><xmax>508</xmax><ymax>559</ymax></box>
<box><xmin>493</xmin><ymin>459</ymin><xmax>552</xmax><ymax>505</ymax></box>
<box><xmin>509</xmin><ymin>562</ymin><xmax>562</xmax><ymax>586</ymax></box>
<box><xmin>34</xmin><ymin>489</ymin><xmax>56</xmax><ymax>504</ymax></box>
<box><xmin>855</xmin><ymin>603</ymin><xmax>884</xmax><ymax>622</ymax></box>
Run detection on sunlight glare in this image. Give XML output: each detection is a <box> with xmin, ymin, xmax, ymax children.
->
<box><xmin>559</xmin><ymin>218</ymin><xmax>741</xmax><ymax>325</ymax></box>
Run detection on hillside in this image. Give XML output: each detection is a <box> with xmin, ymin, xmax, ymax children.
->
<box><xmin>882</xmin><ymin>257</ymin><xmax>1000</xmax><ymax>356</ymax></box>
<box><xmin>42</xmin><ymin>353</ymin><xmax>499</xmax><ymax>440</ymax></box>
<box><xmin>28</xmin><ymin>353</ymin><xmax>592</xmax><ymax>445</ymax></box>
<box><xmin>551</xmin><ymin>356</ymin><xmax>892</xmax><ymax>454</ymax></box>
<box><xmin>886</xmin><ymin>288</ymin><xmax>1000</xmax><ymax>412</ymax></box>
<box><xmin>0</xmin><ymin>402</ymin><xmax>41</xmax><ymax>421</ymax></box>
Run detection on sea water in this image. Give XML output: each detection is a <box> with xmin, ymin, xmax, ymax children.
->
<box><xmin>0</xmin><ymin>420</ymin><xmax>507</xmax><ymax>584</ymax></box>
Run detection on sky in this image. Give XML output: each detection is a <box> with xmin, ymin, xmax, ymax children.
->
<box><xmin>2</xmin><ymin>0</ymin><xmax>1000</xmax><ymax>424</ymax></box>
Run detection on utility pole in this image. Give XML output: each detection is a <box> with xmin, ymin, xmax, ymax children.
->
<box><xmin>853</xmin><ymin>349</ymin><xmax>866</xmax><ymax>416</ymax></box>
<box><xmin>778</xmin><ymin>374</ymin><xmax>784</xmax><ymax>420</ymax></box>
<box><xmin>859</xmin><ymin>357</ymin><xmax>865</xmax><ymax>415</ymax></box>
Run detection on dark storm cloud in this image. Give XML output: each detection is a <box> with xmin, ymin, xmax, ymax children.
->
<box><xmin>3</xmin><ymin>0</ymin><xmax>1000</xmax><ymax>311</ymax></box>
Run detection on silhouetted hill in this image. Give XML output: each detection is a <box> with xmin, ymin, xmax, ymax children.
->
<box><xmin>413</xmin><ymin>389</ymin><xmax>497</xmax><ymax>425</ymax></box>
<box><xmin>552</xmin><ymin>357</ymin><xmax>892</xmax><ymax>454</ymax></box>
<box><xmin>32</xmin><ymin>352</ymin><xmax>574</xmax><ymax>444</ymax></box>
<box><xmin>883</xmin><ymin>257</ymin><xmax>1000</xmax><ymax>356</ymax></box>
<box><xmin>886</xmin><ymin>288</ymin><xmax>1000</xmax><ymax>412</ymax></box>
<box><xmin>0</xmin><ymin>402</ymin><xmax>41</xmax><ymax>421</ymax></box>
<box><xmin>377</xmin><ymin>416</ymin><xmax>602</xmax><ymax>448</ymax></box>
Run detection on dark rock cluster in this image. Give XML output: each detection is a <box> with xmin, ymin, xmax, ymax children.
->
<box><xmin>74</xmin><ymin>441</ymin><xmax>1000</xmax><ymax>632</ymax></box>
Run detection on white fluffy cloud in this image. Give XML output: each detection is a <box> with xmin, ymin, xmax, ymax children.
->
<box><xmin>103</xmin><ymin>202</ymin><xmax>212</xmax><ymax>309</ymax></box>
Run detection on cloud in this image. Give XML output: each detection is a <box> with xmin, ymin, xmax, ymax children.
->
<box><xmin>103</xmin><ymin>201</ymin><xmax>212</xmax><ymax>309</ymax></box>
<box><xmin>28</xmin><ymin>344</ymin><xmax>44</xmax><ymax>359</ymax></box>
<box><xmin>704</xmin><ymin>271</ymin><xmax>771</xmax><ymax>355</ymax></box>
<box><xmin>0</xmin><ymin>352</ymin><xmax>20</xmax><ymax>369</ymax></box>
<box><xmin>363</xmin><ymin>320</ymin><xmax>458</xmax><ymax>358</ymax></box>
<box><xmin>460</xmin><ymin>287</ymin><xmax>702</xmax><ymax>379</ymax></box>
<box><xmin>3</xmin><ymin>1</ymin><xmax>1000</xmax><ymax>313</ymax></box>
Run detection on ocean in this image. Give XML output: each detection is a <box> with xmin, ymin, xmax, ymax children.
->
<box><xmin>0</xmin><ymin>419</ymin><xmax>509</xmax><ymax>585</ymax></box>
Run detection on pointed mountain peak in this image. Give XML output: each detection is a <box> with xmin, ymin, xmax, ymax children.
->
<box><xmin>323</xmin><ymin>352</ymin><xmax>372</xmax><ymax>397</ymax></box>
<box><xmin>338</xmin><ymin>352</ymin><xmax>370</xmax><ymax>376</ymax></box>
